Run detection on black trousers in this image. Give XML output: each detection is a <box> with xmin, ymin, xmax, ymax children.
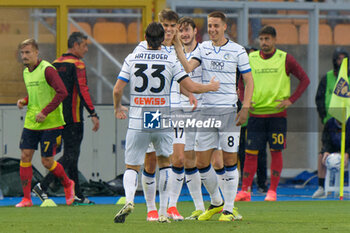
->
<box><xmin>41</xmin><ymin>123</ymin><xmax>84</xmax><ymax>198</ymax></box>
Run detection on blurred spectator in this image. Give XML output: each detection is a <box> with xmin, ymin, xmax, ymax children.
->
<box><xmin>70</xmin><ymin>9</ymin><xmax>99</xmax><ymax>27</ymax></box>
<box><xmin>316</xmin><ymin>47</ymin><xmax>349</xmax><ymax>125</ymax></box>
<box><xmin>312</xmin><ymin>118</ymin><xmax>350</xmax><ymax>198</ymax></box>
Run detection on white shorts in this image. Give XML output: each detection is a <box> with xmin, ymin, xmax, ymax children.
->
<box><xmin>195</xmin><ymin>112</ymin><xmax>240</xmax><ymax>153</ymax></box>
<box><xmin>125</xmin><ymin>129</ymin><xmax>173</xmax><ymax>165</ymax></box>
<box><xmin>184</xmin><ymin>110</ymin><xmax>201</xmax><ymax>151</ymax></box>
<box><xmin>171</xmin><ymin>109</ymin><xmax>186</xmax><ymax>145</ymax></box>
<box><xmin>146</xmin><ymin>143</ymin><xmax>155</xmax><ymax>153</ymax></box>
<box><xmin>184</xmin><ymin>130</ymin><xmax>196</xmax><ymax>151</ymax></box>
<box><xmin>173</xmin><ymin>127</ymin><xmax>186</xmax><ymax>144</ymax></box>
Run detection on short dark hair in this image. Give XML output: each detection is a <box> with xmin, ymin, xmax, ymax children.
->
<box><xmin>208</xmin><ymin>11</ymin><xmax>227</xmax><ymax>24</ymax></box>
<box><xmin>145</xmin><ymin>22</ymin><xmax>164</xmax><ymax>49</ymax></box>
<box><xmin>178</xmin><ymin>17</ymin><xmax>196</xmax><ymax>29</ymax></box>
<box><xmin>68</xmin><ymin>32</ymin><xmax>88</xmax><ymax>48</ymax></box>
<box><xmin>158</xmin><ymin>9</ymin><xmax>179</xmax><ymax>23</ymax></box>
<box><xmin>19</xmin><ymin>38</ymin><xmax>38</xmax><ymax>50</ymax></box>
<box><xmin>259</xmin><ymin>26</ymin><xmax>276</xmax><ymax>37</ymax></box>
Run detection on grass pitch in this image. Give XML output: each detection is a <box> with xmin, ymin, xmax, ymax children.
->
<box><xmin>1</xmin><ymin>200</ymin><xmax>349</xmax><ymax>233</ymax></box>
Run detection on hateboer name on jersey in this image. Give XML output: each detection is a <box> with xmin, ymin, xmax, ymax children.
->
<box><xmin>134</xmin><ymin>53</ymin><xmax>168</xmax><ymax>60</ymax></box>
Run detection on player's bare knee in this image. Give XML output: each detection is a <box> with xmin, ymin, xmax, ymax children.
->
<box><xmin>222</xmin><ymin>151</ymin><xmax>237</xmax><ymax>166</ymax></box>
<box><xmin>211</xmin><ymin>158</ymin><xmax>223</xmax><ymax>170</ymax></box>
<box><xmin>20</xmin><ymin>149</ymin><xmax>34</xmax><ymax>162</ymax></box>
<box><xmin>126</xmin><ymin>164</ymin><xmax>141</xmax><ymax>172</ymax></box>
<box><xmin>144</xmin><ymin>163</ymin><xmax>156</xmax><ymax>174</ymax></box>
<box><xmin>20</xmin><ymin>154</ymin><xmax>31</xmax><ymax>163</ymax></box>
<box><xmin>196</xmin><ymin>159</ymin><xmax>210</xmax><ymax>169</ymax></box>
<box><xmin>41</xmin><ymin>157</ymin><xmax>54</xmax><ymax>169</ymax></box>
<box><xmin>157</xmin><ymin>156</ymin><xmax>170</xmax><ymax>168</ymax></box>
<box><xmin>172</xmin><ymin>156</ymin><xmax>184</xmax><ymax>167</ymax></box>
<box><xmin>144</xmin><ymin>152</ymin><xmax>157</xmax><ymax>173</ymax></box>
<box><xmin>184</xmin><ymin>159</ymin><xmax>196</xmax><ymax>168</ymax></box>
<box><xmin>223</xmin><ymin>157</ymin><xmax>236</xmax><ymax>167</ymax></box>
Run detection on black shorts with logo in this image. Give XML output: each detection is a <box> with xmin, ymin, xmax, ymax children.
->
<box><xmin>246</xmin><ymin>117</ymin><xmax>287</xmax><ymax>151</ymax></box>
<box><xmin>19</xmin><ymin>128</ymin><xmax>62</xmax><ymax>157</ymax></box>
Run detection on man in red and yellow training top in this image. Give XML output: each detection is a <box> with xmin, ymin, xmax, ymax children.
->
<box><xmin>235</xmin><ymin>26</ymin><xmax>310</xmax><ymax>202</ymax></box>
<box><xmin>16</xmin><ymin>39</ymin><xmax>75</xmax><ymax>207</ymax></box>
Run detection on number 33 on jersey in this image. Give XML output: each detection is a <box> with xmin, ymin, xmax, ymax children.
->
<box><xmin>117</xmin><ymin>50</ymin><xmax>188</xmax><ymax>130</ymax></box>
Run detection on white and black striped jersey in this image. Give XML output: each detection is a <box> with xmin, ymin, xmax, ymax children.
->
<box><xmin>133</xmin><ymin>41</ymin><xmax>182</xmax><ymax>109</ymax></box>
<box><xmin>180</xmin><ymin>43</ymin><xmax>203</xmax><ymax>112</ymax></box>
<box><xmin>192</xmin><ymin>40</ymin><xmax>251</xmax><ymax>113</ymax></box>
<box><xmin>118</xmin><ymin>49</ymin><xmax>188</xmax><ymax>130</ymax></box>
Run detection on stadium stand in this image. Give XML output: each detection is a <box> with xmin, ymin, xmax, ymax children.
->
<box><xmin>261</xmin><ymin>10</ymin><xmax>293</xmax><ymax>25</ymax></box>
<box><xmin>69</xmin><ymin>22</ymin><xmax>92</xmax><ymax>36</ymax></box>
<box><xmin>334</xmin><ymin>24</ymin><xmax>350</xmax><ymax>45</ymax></box>
<box><xmin>289</xmin><ymin>10</ymin><xmax>308</xmax><ymax>26</ymax></box>
<box><xmin>268</xmin><ymin>23</ymin><xmax>298</xmax><ymax>44</ymax></box>
<box><xmin>127</xmin><ymin>22</ymin><xmax>143</xmax><ymax>44</ymax></box>
<box><xmin>93</xmin><ymin>22</ymin><xmax>127</xmax><ymax>44</ymax></box>
<box><xmin>0</xmin><ymin>34</ymin><xmax>28</xmax><ymax>103</ymax></box>
<box><xmin>299</xmin><ymin>23</ymin><xmax>333</xmax><ymax>45</ymax></box>
<box><xmin>0</xmin><ymin>21</ymin><xmax>29</xmax><ymax>35</ymax></box>
<box><xmin>69</xmin><ymin>22</ymin><xmax>92</xmax><ymax>43</ymax></box>
<box><xmin>37</xmin><ymin>34</ymin><xmax>56</xmax><ymax>44</ymax></box>
<box><xmin>0</xmin><ymin>8</ymin><xmax>29</xmax><ymax>21</ymax></box>
<box><xmin>230</xmin><ymin>23</ymin><xmax>237</xmax><ymax>42</ymax></box>
<box><xmin>0</xmin><ymin>8</ymin><xmax>31</xmax><ymax>104</ymax></box>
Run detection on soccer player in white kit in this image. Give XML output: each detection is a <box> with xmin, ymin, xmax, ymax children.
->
<box><xmin>133</xmin><ymin>9</ymin><xmax>197</xmax><ymax>222</ymax></box>
<box><xmin>174</xmin><ymin>11</ymin><xmax>254</xmax><ymax>221</ymax></box>
<box><xmin>166</xmin><ymin>16</ymin><xmax>206</xmax><ymax>220</ymax></box>
<box><xmin>113</xmin><ymin>22</ymin><xmax>219</xmax><ymax>223</ymax></box>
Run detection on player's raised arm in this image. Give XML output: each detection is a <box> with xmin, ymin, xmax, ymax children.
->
<box><xmin>173</xmin><ymin>32</ymin><xmax>200</xmax><ymax>73</ymax></box>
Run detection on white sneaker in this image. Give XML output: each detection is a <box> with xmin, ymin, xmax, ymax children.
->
<box><xmin>114</xmin><ymin>202</ymin><xmax>135</xmax><ymax>223</ymax></box>
<box><xmin>312</xmin><ymin>186</ymin><xmax>326</xmax><ymax>198</ymax></box>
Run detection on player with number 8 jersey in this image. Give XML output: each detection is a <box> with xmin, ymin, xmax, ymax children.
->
<box><xmin>174</xmin><ymin>11</ymin><xmax>254</xmax><ymax>221</ymax></box>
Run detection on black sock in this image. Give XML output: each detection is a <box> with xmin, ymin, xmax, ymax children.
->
<box><xmin>318</xmin><ymin>178</ymin><xmax>325</xmax><ymax>188</ymax></box>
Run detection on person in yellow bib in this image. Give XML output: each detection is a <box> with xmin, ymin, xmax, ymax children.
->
<box><xmin>15</xmin><ymin>39</ymin><xmax>75</xmax><ymax>207</ymax></box>
<box><xmin>235</xmin><ymin>26</ymin><xmax>310</xmax><ymax>202</ymax></box>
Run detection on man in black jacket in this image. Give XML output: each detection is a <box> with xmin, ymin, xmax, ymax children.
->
<box><xmin>312</xmin><ymin>118</ymin><xmax>350</xmax><ymax>198</ymax></box>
